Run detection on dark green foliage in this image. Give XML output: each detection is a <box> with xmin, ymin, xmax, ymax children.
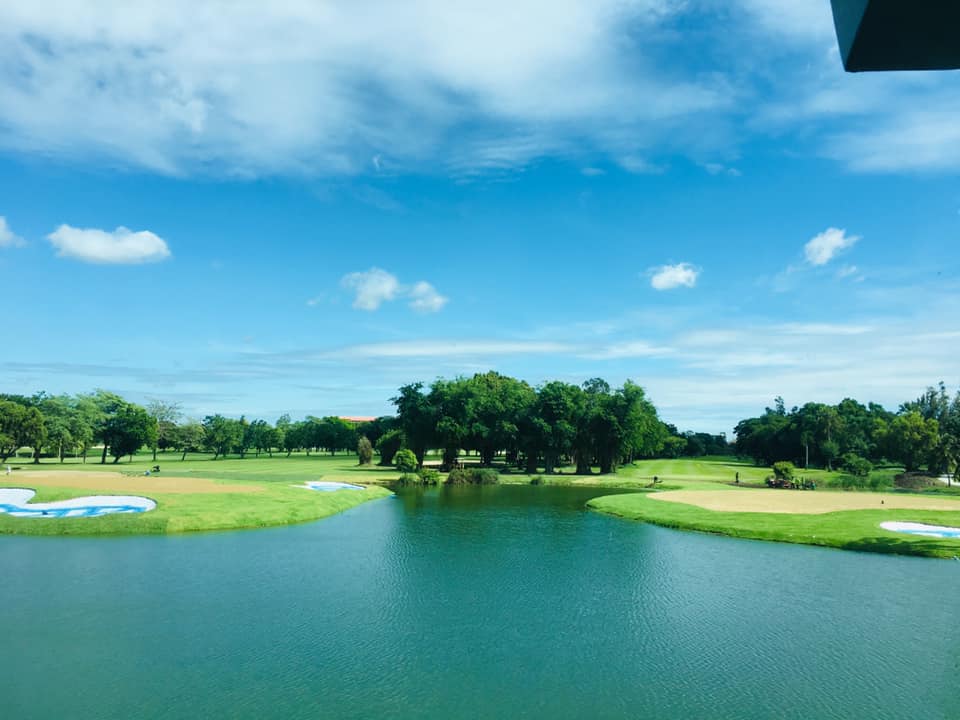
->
<box><xmin>417</xmin><ymin>467</ymin><xmax>440</xmax><ymax>485</ymax></box>
<box><xmin>841</xmin><ymin>453</ymin><xmax>872</xmax><ymax>478</ymax></box>
<box><xmin>772</xmin><ymin>461</ymin><xmax>796</xmax><ymax>481</ymax></box>
<box><xmin>102</xmin><ymin>403</ymin><xmax>156</xmax><ymax>463</ymax></box>
<box><xmin>376</xmin><ymin>429</ymin><xmax>403</xmax><ymax>466</ymax></box>
<box><xmin>202</xmin><ymin>414</ymin><xmax>243</xmax><ymax>460</ymax></box>
<box><xmin>444</xmin><ymin>467</ymin><xmax>499</xmax><ymax>485</ymax></box>
<box><xmin>0</xmin><ymin>399</ymin><xmax>46</xmax><ymax>462</ymax></box>
<box><xmin>394</xmin><ymin>448</ymin><xmax>418</xmax><ymax>473</ymax></box>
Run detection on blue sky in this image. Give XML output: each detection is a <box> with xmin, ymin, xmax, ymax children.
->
<box><xmin>1</xmin><ymin>1</ymin><xmax>958</xmax><ymax>434</ymax></box>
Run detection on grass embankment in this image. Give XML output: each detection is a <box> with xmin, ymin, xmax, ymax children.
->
<box><xmin>586</xmin><ymin>458</ymin><xmax>960</xmax><ymax>558</ymax></box>
<box><xmin>0</xmin><ymin>453</ymin><xmax>393</xmax><ymax>536</ymax></box>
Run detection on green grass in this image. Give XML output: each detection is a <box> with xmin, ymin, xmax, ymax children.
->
<box><xmin>0</xmin><ymin>452</ymin><xmax>393</xmax><ymax>536</ymax></box>
<box><xmin>8</xmin><ymin>453</ymin><xmax>950</xmax><ymax>556</ymax></box>
<box><xmin>588</xmin><ymin>489</ymin><xmax>960</xmax><ymax>559</ymax></box>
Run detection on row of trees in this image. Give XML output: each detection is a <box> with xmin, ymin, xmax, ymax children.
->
<box><xmin>392</xmin><ymin>372</ymin><xmax>669</xmax><ymax>474</ymax></box>
<box><xmin>0</xmin><ymin>392</ymin><xmax>378</xmax><ymax>464</ymax></box>
<box><xmin>0</xmin><ymin>391</ymin><xmax>157</xmax><ymax>464</ymax></box>
<box><xmin>734</xmin><ymin>384</ymin><xmax>960</xmax><ymax>477</ymax></box>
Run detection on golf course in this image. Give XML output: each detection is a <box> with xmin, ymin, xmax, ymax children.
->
<box><xmin>0</xmin><ymin>454</ymin><xmax>392</xmax><ymax>535</ymax></box>
<box><xmin>3</xmin><ymin>452</ymin><xmax>960</xmax><ymax>558</ymax></box>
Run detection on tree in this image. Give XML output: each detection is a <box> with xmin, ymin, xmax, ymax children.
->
<box><xmin>90</xmin><ymin>390</ymin><xmax>127</xmax><ymax>464</ymax></box>
<box><xmin>247</xmin><ymin>420</ymin><xmax>275</xmax><ymax>457</ymax></box>
<box><xmin>357</xmin><ymin>436</ymin><xmax>373</xmax><ymax>465</ymax></box>
<box><xmin>171</xmin><ymin>421</ymin><xmax>205</xmax><ymax>460</ymax></box>
<box><xmin>34</xmin><ymin>394</ymin><xmax>78</xmax><ymax>463</ymax></box>
<box><xmin>202</xmin><ymin>415</ymin><xmax>242</xmax><ymax>460</ymax></box>
<box><xmin>0</xmin><ymin>399</ymin><xmax>46</xmax><ymax>463</ymax></box>
<box><xmin>376</xmin><ymin>429</ymin><xmax>403</xmax><ymax>466</ymax></box>
<box><xmin>102</xmin><ymin>403</ymin><xmax>156</xmax><ymax>463</ymax></box>
<box><xmin>146</xmin><ymin>400</ymin><xmax>182</xmax><ymax>461</ymax></box>
<box><xmin>464</xmin><ymin>372</ymin><xmax>534</xmax><ymax>466</ymax></box>
<box><xmin>881</xmin><ymin>411</ymin><xmax>940</xmax><ymax>472</ymax></box>
<box><xmin>392</xmin><ymin>383</ymin><xmax>435</xmax><ymax>466</ymax></box>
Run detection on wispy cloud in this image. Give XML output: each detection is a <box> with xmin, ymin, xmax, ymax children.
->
<box><xmin>47</xmin><ymin>224</ymin><xmax>171</xmax><ymax>264</ymax></box>
<box><xmin>0</xmin><ymin>216</ymin><xmax>25</xmax><ymax>248</ymax></box>
<box><xmin>329</xmin><ymin>340</ymin><xmax>575</xmax><ymax>359</ymax></box>
<box><xmin>649</xmin><ymin>262</ymin><xmax>700</xmax><ymax>290</ymax></box>
<box><xmin>0</xmin><ymin>1</ymin><xmax>727</xmax><ymax>177</ymax></box>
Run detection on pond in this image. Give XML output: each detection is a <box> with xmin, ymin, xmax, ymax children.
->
<box><xmin>3</xmin><ymin>485</ymin><xmax>959</xmax><ymax>719</ymax></box>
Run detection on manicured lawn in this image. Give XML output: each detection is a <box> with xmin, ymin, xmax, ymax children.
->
<box><xmin>0</xmin><ymin>452</ymin><xmax>392</xmax><ymax>535</ymax></box>
<box><xmin>588</xmin><ymin>489</ymin><xmax>960</xmax><ymax>559</ymax></box>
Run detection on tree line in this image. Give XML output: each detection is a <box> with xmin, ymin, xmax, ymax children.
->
<box><xmin>0</xmin><ymin>390</ymin><xmax>379</xmax><ymax>465</ymax></box>
<box><xmin>391</xmin><ymin>372</ymin><xmax>674</xmax><ymax>473</ymax></box>
<box><xmin>734</xmin><ymin>383</ymin><xmax>960</xmax><ymax>479</ymax></box>
<box><xmin>0</xmin><ymin>372</ymin><xmax>695</xmax><ymax>474</ymax></box>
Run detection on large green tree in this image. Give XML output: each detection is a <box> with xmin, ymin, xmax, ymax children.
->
<box><xmin>102</xmin><ymin>403</ymin><xmax>156</xmax><ymax>463</ymax></box>
<box><xmin>0</xmin><ymin>399</ymin><xmax>46</xmax><ymax>463</ymax></box>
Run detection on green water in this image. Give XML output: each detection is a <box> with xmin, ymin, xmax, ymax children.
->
<box><xmin>3</xmin><ymin>485</ymin><xmax>959</xmax><ymax>719</ymax></box>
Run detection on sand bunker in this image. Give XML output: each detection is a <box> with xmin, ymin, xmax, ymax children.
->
<box><xmin>13</xmin><ymin>471</ymin><xmax>259</xmax><ymax>494</ymax></box>
<box><xmin>649</xmin><ymin>489</ymin><xmax>960</xmax><ymax>514</ymax></box>
<box><xmin>302</xmin><ymin>481</ymin><xmax>365</xmax><ymax>492</ymax></box>
<box><xmin>880</xmin><ymin>521</ymin><xmax>960</xmax><ymax>539</ymax></box>
<box><xmin>0</xmin><ymin>488</ymin><xmax>155</xmax><ymax>518</ymax></box>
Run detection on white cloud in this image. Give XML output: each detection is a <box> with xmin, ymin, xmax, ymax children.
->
<box><xmin>340</xmin><ymin>269</ymin><xmax>449</xmax><ymax>312</ymax></box>
<box><xmin>0</xmin><ymin>216</ymin><xmax>25</xmax><ymax>247</ymax></box>
<box><xmin>408</xmin><ymin>281</ymin><xmax>448</xmax><ymax>313</ymax></box>
<box><xmin>0</xmin><ymin>1</ymin><xmax>730</xmax><ymax>177</ymax></box>
<box><xmin>47</xmin><ymin>224</ymin><xmax>171</xmax><ymax>264</ymax></box>
<box><xmin>649</xmin><ymin>262</ymin><xmax>700</xmax><ymax>290</ymax></box>
<box><xmin>340</xmin><ymin>268</ymin><xmax>400</xmax><ymax>311</ymax></box>
<box><xmin>804</xmin><ymin>227</ymin><xmax>859</xmax><ymax>266</ymax></box>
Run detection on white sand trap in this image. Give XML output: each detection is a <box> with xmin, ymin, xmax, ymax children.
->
<box><xmin>0</xmin><ymin>488</ymin><xmax>156</xmax><ymax>519</ymax></box>
<box><xmin>880</xmin><ymin>521</ymin><xmax>960</xmax><ymax>539</ymax></box>
<box><xmin>301</xmin><ymin>481</ymin><xmax>365</xmax><ymax>492</ymax></box>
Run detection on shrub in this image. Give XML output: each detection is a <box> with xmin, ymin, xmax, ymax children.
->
<box><xmin>417</xmin><ymin>468</ymin><xmax>440</xmax><ymax>485</ymax></box>
<box><xmin>772</xmin><ymin>461</ymin><xmax>796</xmax><ymax>481</ymax></box>
<box><xmin>443</xmin><ymin>468</ymin><xmax>500</xmax><ymax>485</ymax></box>
<box><xmin>894</xmin><ymin>472</ymin><xmax>939</xmax><ymax>490</ymax></box>
<box><xmin>357</xmin><ymin>436</ymin><xmax>373</xmax><ymax>465</ymax></box>
<box><xmin>397</xmin><ymin>473</ymin><xmax>420</xmax><ymax>485</ymax></box>
<box><xmin>530</xmin><ymin>475</ymin><xmax>543</xmax><ymax>486</ymax></box>
<box><xmin>444</xmin><ymin>468</ymin><xmax>470</xmax><ymax>485</ymax></box>
<box><xmin>841</xmin><ymin>453</ymin><xmax>872</xmax><ymax>478</ymax></box>
<box><xmin>471</xmin><ymin>468</ymin><xmax>499</xmax><ymax>485</ymax></box>
<box><xmin>394</xmin><ymin>448</ymin><xmax>418</xmax><ymax>473</ymax></box>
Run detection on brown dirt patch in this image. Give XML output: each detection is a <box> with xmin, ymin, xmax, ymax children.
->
<box><xmin>649</xmin><ymin>489</ymin><xmax>960</xmax><ymax>514</ymax></box>
<box><xmin>5</xmin><ymin>471</ymin><xmax>260</xmax><ymax>494</ymax></box>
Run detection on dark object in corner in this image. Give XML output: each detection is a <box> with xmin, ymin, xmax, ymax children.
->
<box><xmin>830</xmin><ymin>0</ymin><xmax>960</xmax><ymax>72</ymax></box>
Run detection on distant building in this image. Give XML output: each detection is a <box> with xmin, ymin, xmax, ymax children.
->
<box><xmin>338</xmin><ymin>416</ymin><xmax>376</xmax><ymax>428</ymax></box>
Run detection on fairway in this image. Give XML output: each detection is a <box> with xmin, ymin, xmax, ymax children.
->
<box><xmin>0</xmin><ymin>457</ymin><xmax>393</xmax><ymax>535</ymax></box>
<box><xmin>649</xmin><ymin>488</ymin><xmax>960</xmax><ymax>514</ymax></box>
<box><xmin>10</xmin><ymin>470</ymin><xmax>261</xmax><ymax>494</ymax></box>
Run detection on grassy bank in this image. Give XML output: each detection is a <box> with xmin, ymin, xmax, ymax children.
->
<box><xmin>0</xmin><ymin>455</ymin><xmax>392</xmax><ymax>535</ymax></box>
<box><xmin>588</xmin><ymin>491</ymin><xmax>960</xmax><ymax>559</ymax></box>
